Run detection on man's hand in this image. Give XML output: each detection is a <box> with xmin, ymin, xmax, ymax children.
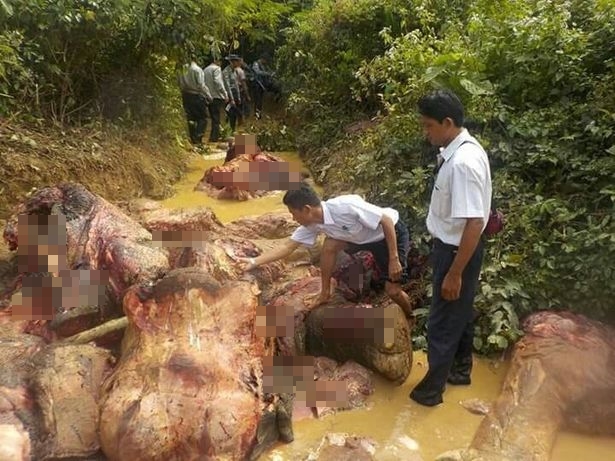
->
<box><xmin>303</xmin><ymin>291</ymin><xmax>330</xmax><ymax>308</ymax></box>
<box><xmin>388</xmin><ymin>256</ymin><xmax>402</xmax><ymax>282</ymax></box>
<box><xmin>237</xmin><ymin>257</ymin><xmax>257</xmax><ymax>272</ymax></box>
<box><xmin>441</xmin><ymin>270</ymin><xmax>462</xmax><ymax>301</ymax></box>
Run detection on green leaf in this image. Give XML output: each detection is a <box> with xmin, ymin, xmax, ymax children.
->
<box><xmin>0</xmin><ymin>0</ymin><xmax>13</xmax><ymax>16</ymax></box>
<box><xmin>459</xmin><ymin>78</ymin><xmax>494</xmax><ymax>95</ymax></box>
<box><xmin>423</xmin><ymin>66</ymin><xmax>445</xmax><ymax>82</ymax></box>
<box><xmin>496</xmin><ymin>336</ymin><xmax>509</xmax><ymax>348</ymax></box>
<box><xmin>412</xmin><ymin>308</ymin><xmax>429</xmax><ymax>317</ymax></box>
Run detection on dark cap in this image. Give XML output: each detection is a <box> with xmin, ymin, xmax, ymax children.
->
<box><xmin>225</xmin><ymin>54</ymin><xmax>242</xmax><ymax>61</ymax></box>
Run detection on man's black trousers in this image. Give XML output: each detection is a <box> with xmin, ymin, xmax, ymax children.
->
<box><xmin>181</xmin><ymin>92</ymin><xmax>208</xmax><ymax>144</ymax></box>
<box><xmin>410</xmin><ymin>238</ymin><xmax>484</xmax><ymax>405</ymax></box>
<box><xmin>208</xmin><ymin>98</ymin><xmax>224</xmax><ymax>142</ymax></box>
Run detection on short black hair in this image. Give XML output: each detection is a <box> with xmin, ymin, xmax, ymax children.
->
<box><xmin>283</xmin><ymin>183</ymin><xmax>321</xmax><ymax>209</ymax></box>
<box><xmin>417</xmin><ymin>89</ymin><xmax>465</xmax><ymax>127</ymax></box>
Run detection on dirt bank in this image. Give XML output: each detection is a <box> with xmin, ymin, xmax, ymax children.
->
<box><xmin>0</xmin><ymin>120</ymin><xmax>190</xmax><ymax>220</ymax></box>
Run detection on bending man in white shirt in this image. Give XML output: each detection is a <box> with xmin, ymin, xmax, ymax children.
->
<box><xmin>238</xmin><ymin>183</ymin><xmax>414</xmax><ymax>316</ymax></box>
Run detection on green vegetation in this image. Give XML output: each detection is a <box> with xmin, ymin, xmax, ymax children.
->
<box><xmin>276</xmin><ymin>0</ymin><xmax>615</xmax><ymax>353</ymax></box>
<box><xmin>0</xmin><ymin>0</ymin><xmax>303</xmax><ymax>215</ymax></box>
<box><xmin>0</xmin><ymin>0</ymin><xmax>300</xmax><ymax>124</ymax></box>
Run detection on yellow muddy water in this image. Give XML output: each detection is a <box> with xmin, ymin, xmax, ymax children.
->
<box><xmin>162</xmin><ymin>152</ymin><xmax>615</xmax><ymax>461</ymax></box>
<box><xmin>267</xmin><ymin>352</ymin><xmax>615</xmax><ymax>461</ymax></box>
<box><xmin>161</xmin><ymin>150</ymin><xmax>318</xmax><ymax>223</ymax></box>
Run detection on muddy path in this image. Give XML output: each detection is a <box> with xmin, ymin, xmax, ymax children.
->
<box><xmin>1</xmin><ymin>151</ymin><xmax>615</xmax><ymax>461</ymax></box>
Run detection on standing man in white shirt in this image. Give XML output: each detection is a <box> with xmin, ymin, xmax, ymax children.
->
<box><xmin>203</xmin><ymin>55</ymin><xmax>229</xmax><ymax>143</ymax></box>
<box><xmin>238</xmin><ymin>183</ymin><xmax>414</xmax><ymax>317</ymax></box>
<box><xmin>409</xmin><ymin>90</ymin><xmax>492</xmax><ymax>407</ymax></box>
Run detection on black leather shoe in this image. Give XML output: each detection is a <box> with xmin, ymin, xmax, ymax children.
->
<box><xmin>447</xmin><ymin>374</ymin><xmax>471</xmax><ymax>385</ymax></box>
<box><xmin>409</xmin><ymin>390</ymin><xmax>443</xmax><ymax>407</ymax></box>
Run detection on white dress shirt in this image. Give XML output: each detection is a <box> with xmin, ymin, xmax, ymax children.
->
<box><xmin>203</xmin><ymin>63</ymin><xmax>228</xmax><ymax>100</ymax></box>
<box><xmin>178</xmin><ymin>62</ymin><xmax>212</xmax><ymax>100</ymax></box>
<box><xmin>291</xmin><ymin>195</ymin><xmax>399</xmax><ymax>246</ymax></box>
<box><xmin>426</xmin><ymin>128</ymin><xmax>492</xmax><ymax>246</ymax></box>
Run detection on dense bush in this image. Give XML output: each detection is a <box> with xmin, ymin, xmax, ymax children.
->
<box><xmin>276</xmin><ymin>0</ymin><xmax>416</xmax><ymax>153</ymax></box>
<box><xmin>281</xmin><ymin>0</ymin><xmax>615</xmax><ymax>353</ymax></box>
<box><xmin>0</xmin><ymin>0</ymin><xmax>293</xmax><ymax>126</ymax></box>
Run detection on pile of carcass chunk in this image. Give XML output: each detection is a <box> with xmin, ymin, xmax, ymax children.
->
<box><xmin>0</xmin><ymin>183</ymin><xmax>417</xmax><ymax>461</ymax></box>
<box><xmin>194</xmin><ymin>150</ymin><xmax>289</xmax><ymax>201</ymax></box>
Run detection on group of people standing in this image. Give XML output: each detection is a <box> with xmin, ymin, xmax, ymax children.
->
<box><xmin>178</xmin><ymin>53</ymin><xmax>280</xmax><ymax>146</ymax></box>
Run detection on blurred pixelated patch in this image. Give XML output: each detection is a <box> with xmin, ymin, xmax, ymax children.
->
<box><xmin>321</xmin><ymin>305</ymin><xmax>396</xmax><ymax>344</ymax></box>
<box><xmin>11</xmin><ymin>270</ymin><xmax>109</xmax><ymax>321</ymax></box>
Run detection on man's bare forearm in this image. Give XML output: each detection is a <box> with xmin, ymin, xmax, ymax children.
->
<box><xmin>254</xmin><ymin>240</ymin><xmax>299</xmax><ymax>266</ymax></box>
<box><xmin>381</xmin><ymin>215</ymin><xmax>399</xmax><ymax>260</ymax></box>
<box><xmin>319</xmin><ymin>246</ymin><xmax>337</xmax><ymax>295</ymax></box>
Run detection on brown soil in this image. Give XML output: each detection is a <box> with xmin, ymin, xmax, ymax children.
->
<box><xmin>0</xmin><ymin>221</ymin><xmax>15</xmax><ymax>295</ymax></box>
<box><xmin>0</xmin><ymin>120</ymin><xmax>189</xmax><ymax>220</ymax></box>
<box><xmin>0</xmin><ymin>119</ymin><xmax>191</xmax><ymax>294</ymax></box>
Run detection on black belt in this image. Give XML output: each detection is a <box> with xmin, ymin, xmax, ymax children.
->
<box><xmin>433</xmin><ymin>238</ymin><xmax>459</xmax><ymax>251</ymax></box>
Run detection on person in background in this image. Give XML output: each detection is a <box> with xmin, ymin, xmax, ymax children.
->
<box><xmin>237</xmin><ymin>183</ymin><xmax>414</xmax><ymax>317</ymax></box>
<box><xmin>235</xmin><ymin>58</ymin><xmax>252</xmax><ymax>125</ymax></box>
<box><xmin>408</xmin><ymin>89</ymin><xmax>492</xmax><ymax>407</ymax></box>
<box><xmin>250</xmin><ymin>54</ymin><xmax>277</xmax><ymax>119</ymax></box>
<box><xmin>222</xmin><ymin>55</ymin><xmax>242</xmax><ymax>133</ymax></box>
<box><xmin>177</xmin><ymin>53</ymin><xmax>212</xmax><ymax>147</ymax></box>
<box><xmin>203</xmin><ymin>55</ymin><xmax>229</xmax><ymax>143</ymax></box>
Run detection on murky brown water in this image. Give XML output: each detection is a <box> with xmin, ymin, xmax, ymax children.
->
<box><xmin>267</xmin><ymin>352</ymin><xmax>615</xmax><ymax>461</ymax></box>
<box><xmin>266</xmin><ymin>352</ymin><xmax>508</xmax><ymax>461</ymax></box>
<box><xmin>161</xmin><ymin>151</ymin><xmax>316</xmax><ymax>222</ymax></box>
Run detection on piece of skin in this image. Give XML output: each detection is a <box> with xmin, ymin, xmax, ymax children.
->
<box><xmin>419</xmin><ymin>114</ymin><xmax>485</xmax><ymax>301</ymax></box>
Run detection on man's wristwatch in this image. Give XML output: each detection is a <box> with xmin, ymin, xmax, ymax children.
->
<box><xmin>249</xmin><ymin>257</ymin><xmax>256</xmax><ymax>266</ymax></box>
